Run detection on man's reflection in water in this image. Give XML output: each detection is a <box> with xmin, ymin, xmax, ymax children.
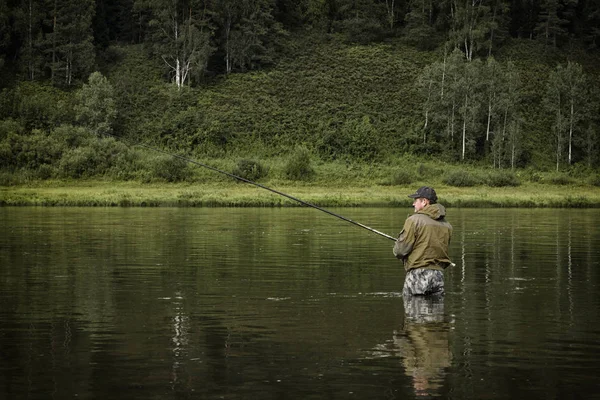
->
<box><xmin>393</xmin><ymin>294</ymin><xmax>452</xmax><ymax>397</ymax></box>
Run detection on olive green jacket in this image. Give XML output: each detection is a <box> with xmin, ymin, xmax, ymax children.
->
<box><xmin>393</xmin><ymin>203</ymin><xmax>453</xmax><ymax>271</ymax></box>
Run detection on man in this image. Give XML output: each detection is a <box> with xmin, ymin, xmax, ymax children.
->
<box><xmin>394</xmin><ymin>186</ymin><xmax>453</xmax><ymax>296</ymax></box>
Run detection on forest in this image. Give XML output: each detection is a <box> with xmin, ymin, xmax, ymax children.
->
<box><xmin>1</xmin><ymin>0</ymin><xmax>600</xmax><ymax>187</ymax></box>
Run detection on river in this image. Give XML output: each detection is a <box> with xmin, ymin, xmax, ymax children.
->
<box><xmin>1</xmin><ymin>207</ymin><xmax>599</xmax><ymax>399</ymax></box>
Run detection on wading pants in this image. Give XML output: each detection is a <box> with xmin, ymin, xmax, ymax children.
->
<box><xmin>402</xmin><ymin>268</ymin><xmax>444</xmax><ymax>297</ymax></box>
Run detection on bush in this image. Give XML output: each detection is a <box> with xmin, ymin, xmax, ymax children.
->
<box><xmin>485</xmin><ymin>170</ymin><xmax>520</xmax><ymax>187</ymax></box>
<box><xmin>232</xmin><ymin>159</ymin><xmax>268</xmax><ymax>182</ymax></box>
<box><xmin>148</xmin><ymin>154</ymin><xmax>189</xmax><ymax>182</ymax></box>
<box><xmin>58</xmin><ymin>147</ymin><xmax>100</xmax><ymax>178</ymax></box>
<box><xmin>284</xmin><ymin>147</ymin><xmax>314</xmax><ymax>181</ymax></box>
<box><xmin>389</xmin><ymin>169</ymin><xmax>414</xmax><ymax>185</ymax></box>
<box><xmin>588</xmin><ymin>174</ymin><xmax>600</xmax><ymax>187</ymax></box>
<box><xmin>442</xmin><ymin>170</ymin><xmax>481</xmax><ymax>187</ymax></box>
<box><xmin>545</xmin><ymin>173</ymin><xmax>574</xmax><ymax>185</ymax></box>
<box><xmin>52</xmin><ymin>124</ymin><xmax>92</xmax><ymax>149</ymax></box>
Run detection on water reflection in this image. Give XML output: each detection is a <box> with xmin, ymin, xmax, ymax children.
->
<box><xmin>2</xmin><ymin>208</ymin><xmax>600</xmax><ymax>400</ymax></box>
<box><xmin>397</xmin><ymin>295</ymin><xmax>450</xmax><ymax>397</ymax></box>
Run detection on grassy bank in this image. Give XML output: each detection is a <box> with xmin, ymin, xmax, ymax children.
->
<box><xmin>2</xmin><ymin>179</ymin><xmax>599</xmax><ymax>208</ymax></box>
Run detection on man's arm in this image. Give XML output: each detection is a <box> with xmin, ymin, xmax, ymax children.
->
<box><xmin>393</xmin><ymin>219</ymin><xmax>415</xmax><ymax>259</ymax></box>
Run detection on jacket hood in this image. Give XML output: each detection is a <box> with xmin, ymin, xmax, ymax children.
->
<box><xmin>418</xmin><ymin>203</ymin><xmax>446</xmax><ymax>220</ymax></box>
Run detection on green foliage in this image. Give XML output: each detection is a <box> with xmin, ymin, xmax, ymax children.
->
<box><xmin>74</xmin><ymin>72</ymin><xmax>117</xmax><ymax>135</ymax></box>
<box><xmin>57</xmin><ymin>137</ymin><xmax>126</xmax><ymax>178</ymax></box>
<box><xmin>3</xmin><ymin>82</ymin><xmax>73</xmax><ymax>130</ymax></box>
<box><xmin>232</xmin><ymin>159</ymin><xmax>268</xmax><ymax>182</ymax></box>
<box><xmin>443</xmin><ymin>170</ymin><xmax>482</xmax><ymax>187</ymax></box>
<box><xmin>588</xmin><ymin>175</ymin><xmax>600</xmax><ymax>187</ymax></box>
<box><xmin>147</xmin><ymin>155</ymin><xmax>190</xmax><ymax>183</ymax></box>
<box><xmin>388</xmin><ymin>170</ymin><xmax>414</xmax><ymax>186</ymax></box>
<box><xmin>284</xmin><ymin>146</ymin><xmax>314</xmax><ymax>181</ymax></box>
<box><xmin>485</xmin><ymin>170</ymin><xmax>521</xmax><ymax>187</ymax></box>
<box><xmin>544</xmin><ymin>172</ymin><xmax>575</xmax><ymax>185</ymax></box>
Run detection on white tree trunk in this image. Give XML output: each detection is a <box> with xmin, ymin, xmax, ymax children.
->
<box><xmin>568</xmin><ymin>99</ymin><xmax>574</xmax><ymax>165</ymax></box>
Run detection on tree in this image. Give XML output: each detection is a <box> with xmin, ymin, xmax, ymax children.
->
<box><xmin>74</xmin><ymin>71</ymin><xmax>117</xmax><ymax>136</ymax></box>
<box><xmin>404</xmin><ymin>0</ymin><xmax>437</xmax><ymax>49</ymax></box>
<box><xmin>503</xmin><ymin>61</ymin><xmax>523</xmax><ymax>169</ymax></box>
<box><xmin>213</xmin><ymin>0</ymin><xmax>282</xmax><ymax>74</ymax></box>
<box><xmin>45</xmin><ymin>0</ymin><xmax>96</xmax><ymax>86</ymax></box>
<box><xmin>544</xmin><ymin>62</ymin><xmax>586</xmax><ymax>170</ymax></box>
<box><xmin>458</xmin><ymin>58</ymin><xmax>484</xmax><ymax>159</ymax></box>
<box><xmin>483</xmin><ymin>56</ymin><xmax>501</xmax><ymax>143</ymax></box>
<box><xmin>485</xmin><ymin>0</ymin><xmax>510</xmax><ymax>56</ymax></box>
<box><xmin>138</xmin><ymin>0</ymin><xmax>214</xmax><ymax>88</ymax></box>
<box><xmin>13</xmin><ymin>0</ymin><xmax>46</xmax><ymax>80</ymax></box>
<box><xmin>534</xmin><ymin>0</ymin><xmax>569</xmax><ymax>48</ymax></box>
<box><xmin>562</xmin><ymin>61</ymin><xmax>586</xmax><ymax>166</ymax></box>
<box><xmin>447</xmin><ymin>0</ymin><xmax>492</xmax><ymax>61</ymax></box>
<box><xmin>0</xmin><ymin>0</ymin><xmax>11</xmax><ymax>73</ymax></box>
<box><xmin>491</xmin><ymin>60</ymin><xmax>522</xmax><ymax>168</ymax></box>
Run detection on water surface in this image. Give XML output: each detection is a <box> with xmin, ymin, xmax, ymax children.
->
<box><xmin>1</xmin><ymin>207</ymin><xmax>599</xmax><ymax>399</ymax></box>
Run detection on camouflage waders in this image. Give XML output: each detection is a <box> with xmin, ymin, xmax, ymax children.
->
<box><xmin>402</xmin><ymin>268</ymin><xmax>445</xmax><ymax>297</ymax></box>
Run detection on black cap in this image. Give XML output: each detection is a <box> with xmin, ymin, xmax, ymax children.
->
<box><xmin>408</xmin><ymin>186</ymin><xmax>437</xmax><ymax>203</ymax></box>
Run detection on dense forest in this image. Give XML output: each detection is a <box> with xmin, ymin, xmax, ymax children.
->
<box><xmin>1</xmin><ymin>0</ymin><xmax>600</xmax><ymax>184</ymax></box>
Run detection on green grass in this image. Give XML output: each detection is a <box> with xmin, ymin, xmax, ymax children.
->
<box><xmin>2</xmin><ymin>178</ymin><xmax>599</xmax><ymax>208</ymax></box>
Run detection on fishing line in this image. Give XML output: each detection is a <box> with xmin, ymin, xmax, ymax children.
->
<box><xmin>100</xmin><ymin>132</ymin><xmax>397</xmax><ymax>242</ymax></box>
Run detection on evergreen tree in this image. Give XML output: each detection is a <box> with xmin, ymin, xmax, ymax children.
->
<box><xmin>485</xmin><ymin>0</ymin><xmax>510</xmax><ymax>56</ymax></box>
<box><xmin>582</xmin><ymin>0</ymin><xmax>600</xmax><ymax>49</ymax></box>
<box><xmin>535</xmin><ymin>0</ymin><xmax>569</xmax><ymax>47</ymax></box>
<box><xmin>13</xmin><ymin>0</ymin><xmax>46</xmax><ymax>80</ymax></box>
<box><xmin>45</xmin><ymin>0</ymin><xmax>96</xmax><ymax>86</ymax></box>
<box><xmin>0</xmin><ymin>0</ymin><xmax>11</xmax><ymax>73</ymax></box>
<box><xmin>403</xmin><ymin>0</ymin><xmax>437</xmax><ymax>49</ymax></box>
<box><xmin>213</xmin><ymin>0</ymin><xmax>283</xmax><ymax>74</ymax></box>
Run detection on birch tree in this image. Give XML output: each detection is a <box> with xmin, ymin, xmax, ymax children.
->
<box><xmin>545</xmin><ymin>64</ymin><xmax>567</xmax><ymax>171</ymax></box>
<box><xmin>504</xmin><ymin>61</ymin><xmax>523</xmax><ymax>169</ymax></box>
<box><xmin>483</xmin><ymin>56</ymin><xmax>501</xmax><ymax>143</ymax></box>
<box><xmin>448</xmin><ymin>0</ymin><xmax>492</xmax><ymax>61</ymax></box>
<box><xmin>491</xmin><ymin>60</ymin><xmax>522</xmax><ymax>168</ymax></box>
<box><xmin>458</xmin><ymin>58</ymin><xmax>483</xmax><ymax>159</ymax></box>
<box><xmin>562</xmin><ymin>61</ymin><xmax>586</xmax><ymax>166</ymax></box>
<box><xmin>139</xmin><ymin>0</ymin><xmax>213</xmax><ymax>88</ymax></box>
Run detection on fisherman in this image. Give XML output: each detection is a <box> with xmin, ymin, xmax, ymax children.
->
<box><xmin>393</xmin><ymin>186</ymin><xmax>453</xmax><ymax>296</ymax></box>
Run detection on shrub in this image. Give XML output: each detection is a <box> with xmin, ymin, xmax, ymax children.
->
<box><xmin>52</xmin><ymin>124</ymin><xmax>92</xmax><ymax>148</ymax></box>
<box><xmin>443</xmin><ymin>170</ymin><xmax>481</xmax><ymax>187</ymax></box>
<box><xmin>109</xmin><ymin>148</ymin><xmax>145</xmax><ymax>180</ymax></box>
<box><xmin>485</xmin><ymin>170</ymin><xmax>520</xmax><ymax>187</ymax></box>
<box><xmin>588</xmin><ymin>174</ymin><xmax>600</xmax><ymax>187</ymax></box>
<box><xmin>545</xmin><ymin>173</ymin><xmax>574</xmax><ymax>185</ymax></box>
<box><xmin>284</xmin><ymin>147</ymin><xmax>314</xmax><ymax>181</ymax></box>
<box><xmin>148</xmin><ymin>154</ymin><xmax>189</xmax><ymax>182</ymax></box>
<box><xmin>232</xmin><ymin>159</ymin><xmax>268</xmax><ymax>182</ymax></box>
<box><xmin>389</xmin><ymin>169</ymin><xmax>414</xmax><ymax>185</ymax></box>
<box><xmin>58</xmin><ymin>147</ymin><xmax>100</xmax><ymax>178</ymax></box>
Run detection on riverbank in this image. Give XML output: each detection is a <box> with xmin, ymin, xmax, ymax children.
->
<box><xmin>1</xmin><ymin>180</ymin><xmax>599</xmax><ymax>207</ymax></box>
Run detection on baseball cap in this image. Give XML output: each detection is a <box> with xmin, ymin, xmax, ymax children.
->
<box><xmin>407</xmin><ymin>186</ymin><xmax>438</xmax><ymax>203</ymax></box>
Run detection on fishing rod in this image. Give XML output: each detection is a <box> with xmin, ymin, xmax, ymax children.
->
<box><xmin>100</xmin><ymin>132</ymin><xmax>397</xmax><ymax>242</ymax></box>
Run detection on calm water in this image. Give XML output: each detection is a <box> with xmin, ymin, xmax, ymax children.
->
<box><xmin>1</xmin><ymin>207</ymin><xmax>599</xmax><ymax>399</ymax></box>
